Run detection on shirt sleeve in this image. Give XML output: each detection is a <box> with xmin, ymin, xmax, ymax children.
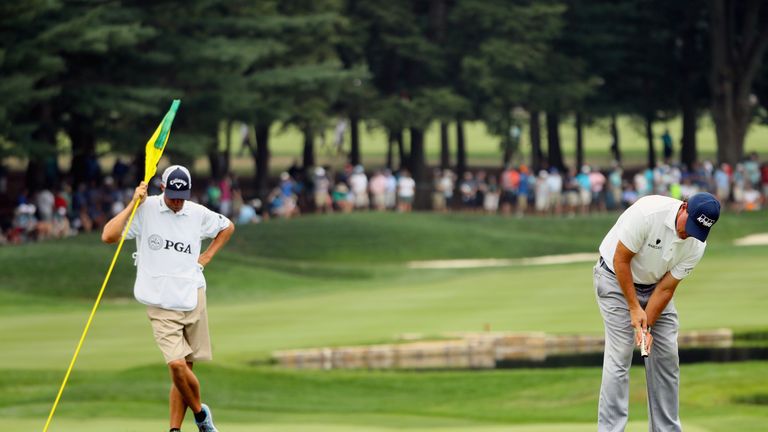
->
<box><xmin>125</xmin><ymin>203</ymin><xmax>144</xmax><ymax>240</ymax></box>
<box><xmin>200</xmin><ymin>207</ymin><xmax>231</xmax><ymax>239</ymax></box>
<box><xmin>670</xmin><ymin>248</ymin><xmax>704</xmax><ymax>280</ymax></box>
<box><xmin>616</xmin><ymin>205</ymin><xmax>648</xmax><ymax>253</ymax></box>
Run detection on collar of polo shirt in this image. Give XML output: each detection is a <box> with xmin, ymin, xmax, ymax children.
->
<box><xmin>663</xmin><ymin>202</ymin><xmax>689</xmax><ymax>241</ymax></box>
<box><xmin>159</xmin><ymin>195</ymin><xmax>190</xmax><ymax>215</ymax></box>
<box><xmin>663</xmin><ymin>204</ymin><xmax>677</xmax><ymax>231</ymax></box>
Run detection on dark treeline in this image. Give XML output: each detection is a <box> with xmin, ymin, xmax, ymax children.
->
<box><xmin>2</xmin><ymin>0</ymin><xmax>768</xmax><ymax>204</ymax></box>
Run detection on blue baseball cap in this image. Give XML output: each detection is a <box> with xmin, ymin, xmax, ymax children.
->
<box><xmin>161</xmin><ymin>165</ymin><xmax>192</xmax><ymax>199</ymax></box>
<box><xmin>685</xmin><ymin>192</ymin><xmax>720</xmax><ymax>242</ymax></box>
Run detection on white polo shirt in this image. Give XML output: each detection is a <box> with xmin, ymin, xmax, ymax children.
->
<box><xmin>126</xmin><ymin>195</ymin><xmax>231</xmax><ymax>311</ymax></box>
<box><xmin>599</xmin><ymin>195</ymin><xmax>706</xmax><ymax>285</ymax></box>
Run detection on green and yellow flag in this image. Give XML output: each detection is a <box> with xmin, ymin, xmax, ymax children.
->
<box><xmin>43</xmin><ymin>100</ymin><xmax>181</xmax><ymax>432</ymax></box>
<box><xmin>144</xmin><ymin>99</ymin><xmax>181</xmax><ymax>182</ymax></box>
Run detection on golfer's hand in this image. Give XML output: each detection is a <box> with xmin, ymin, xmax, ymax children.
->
<box><xmin>198</xmin><ymin>252</ymin><xmax>212</xmax><ymax>269</ymax></box>
<box><xmin>133</xmin><ymin>182</ymin><xmax>148</xmax><ymax>204</ymax></box>
<box><xmin>630</xmin><ymin>307</ymin><xmax>648</xmax><ymax>347</ymax></box>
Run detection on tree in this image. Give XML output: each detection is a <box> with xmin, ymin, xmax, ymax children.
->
<box><xmin>358</xmin><ymin>0</ymin><xmax>452</xmax><ymax>207</ymax></box>
<box><xmin>271</xmin><ymin>0</ymin><xmax>355</xmax><ymax>170</ymax></box>
<box><xmin>671</xmin><ymin>1</ymin><xmax>710</xmax><ymax>168</ymax></box>
<box><xmin>709</xmin><ymin>0</ymin><xmax>768</xmax><ymax>165</ymax></box>
<box><xmin>453</xmin><ymin>0</ymin><xmax>570</xmax><ymax>169</ymax></box>
<box><xmin>0</xmin><ymin>1</ymin><xmax>64</xmax><ymax>189</ymax></box>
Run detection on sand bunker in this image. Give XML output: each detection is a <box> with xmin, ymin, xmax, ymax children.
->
<box><xmin>733</xmin><ymin>233</ymin><xmax>768</xmax><ymax>246</ymax></box>
<box><xmin>407</xmin><ymin>253</ymin><xmax>598</xmax><ymax>269</ymax></box>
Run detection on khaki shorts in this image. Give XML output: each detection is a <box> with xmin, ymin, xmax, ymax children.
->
<box><xmin>146</xmin><ymin>288</ymin><xmax>212</xmax><ymax>364</ymax></box>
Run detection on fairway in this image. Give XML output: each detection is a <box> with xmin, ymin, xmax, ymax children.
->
<box><xmin>2</xmin><ymin>211</ymin><xmax>767</xmax><ymax>431</ymax></box>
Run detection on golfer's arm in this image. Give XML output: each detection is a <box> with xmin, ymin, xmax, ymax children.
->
<box><xmin>644</xmin><ymin>272</ymin><xmax>680</xmax><ymax>326</ymax></box>
<box><xmin>200</xmin><ymin>222</ymin><xmax>234</xmax><ymax>262</ymax></box>
<box><xmin>613</xmin><ymin>241</ymin><xmax>641</xmax><ymax>311</ymax></box>
<box><xmin>101</xmin><ymin>199</ymin><xmax>140</xmax><ymax>244</ymax></box>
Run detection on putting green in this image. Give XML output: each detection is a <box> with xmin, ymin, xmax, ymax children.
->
<box><xmin>6</xmin><ymin>417</ymin><xmax>718</xmax><ymax>432</ymax></box>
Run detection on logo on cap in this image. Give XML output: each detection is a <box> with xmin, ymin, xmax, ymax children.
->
<box><xmin>697</xmin><ymin>214</ymin><xmax>715</xmax><ymax>227</ymax></box>
<box><xmin>169</xmin><ymin>178</ymin><xmax>188</xmax><ymax>189</ymax></box>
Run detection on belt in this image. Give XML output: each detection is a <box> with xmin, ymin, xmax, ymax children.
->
<box><xmin>599</xmin><ymin>256</ymin><xmax>655</xmax><ymax>290</ymax></box>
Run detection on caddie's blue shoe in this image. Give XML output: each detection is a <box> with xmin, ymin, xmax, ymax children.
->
<box><xmin>195</xmin><ymin>403</ymin><xmax>218</xmax><ymax>432</ymax></box>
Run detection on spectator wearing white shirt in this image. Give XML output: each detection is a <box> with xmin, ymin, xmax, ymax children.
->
<box><xmin>313</xmin><ymin>166</ymin><xmax>332</xmax><ymax>213</ymax></box>
<box><xmin>101</xmin><ymin>165</ymin><xmax>233</xmax><ymax>432</ymax></box>
<box><xmin>34</xmin><ymin>188</ymin><xmax>55</xmax><ymax>239</ymax></box>
<box><xmin>534</xmin><ymin>170</ymin><xmax>550</xmax><ymax>215</ymax></box>
<box><xmin>440</xmin><ymin>169</ymin><xmax>456</xmax><ymax>210</ymax></box>
<box><xmin>545</xmin><ymin>168</ymin><xmax>563</xmax><ymax>215</ymax></box>
<box><xmin>397</xmin><ymin>169</ymin><xmax>416</xmax><ymax>213</ymax></box>
<box><xmin>383</xmin><ymin>169</ymin><xmax>397</xmax><ymax>210</ymax></box>
<box><xmin>349</xmin><ymin>165</ymin><xmax>369</xmax><ymax>210</ymax></box>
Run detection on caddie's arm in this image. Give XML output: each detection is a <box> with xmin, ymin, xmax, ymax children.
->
<box><xmin>198</xmin><ymin>222</ymin><xmax>234</xmax><ymax>268</ymax></box>
<box><xmin>613</xmin><ymin>241</ymin><xmax>647</xmax><ymax>345</ymax></box>
<box><xmin>101</xmin><ymin>182</ymin><xmax>148</xmax><ymax>244</ymax></box>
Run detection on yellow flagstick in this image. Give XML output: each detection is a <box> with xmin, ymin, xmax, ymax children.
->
<box><xmin>43</xmin><ymin>100</ymin><xmax>180</xmax><ymax>432</ymax></box>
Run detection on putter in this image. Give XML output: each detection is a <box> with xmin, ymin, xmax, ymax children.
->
<box><xmin>640</xmin><ymin>328</ymin><xmax>649</xmax><ymax>358</ymax></box>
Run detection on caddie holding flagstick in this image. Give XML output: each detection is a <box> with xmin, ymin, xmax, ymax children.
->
<box><xmin>102</xmin><ymin>165</ymin><xmax>234</xmax><ymax>432</ymax></box>
<box><xmin>593</xmin><ymin>192</ymin><xmax>720</xmax><ymax>432</ymax></box>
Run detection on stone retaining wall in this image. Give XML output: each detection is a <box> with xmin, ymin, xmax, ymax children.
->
<box><xmin>272</xmin><ymin>329</ymin><xmax>733</xmax><ymax>370</ymax></box>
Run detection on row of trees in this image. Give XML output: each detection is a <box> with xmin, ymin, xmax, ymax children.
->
<box><xmin>2</xmin><ymin>0</ymin><xmax>767</xmax><ymax>201</ymax></box>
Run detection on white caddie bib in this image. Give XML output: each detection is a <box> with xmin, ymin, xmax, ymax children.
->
<box><xmin>126</xmin><ymin>196</ymin><xmax>230</xmax><ymax>311</ymax></box>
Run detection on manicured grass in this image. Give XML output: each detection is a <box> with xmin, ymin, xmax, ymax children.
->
<box><xmin>1</xmin><ymin>211</ymin><xmax>767</xmax><ymax>430</ymax></box>
<box><xmin>2</xmin><ymin>363</ymin><xmax>767</xmax><ymax>432</ymax></box>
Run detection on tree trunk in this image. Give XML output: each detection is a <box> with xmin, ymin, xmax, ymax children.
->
<box><xmin>386</xmin><ymin>130</ymin><xmax>394</xmax><ymax>170</ymax></box>
<box><xmin>679</xmin><ymin>6</ymin><xmax>699</xmax><ymax>170</ymax></box>
<box><xmin>253</xmin><ymin>122</ymin><xmax>271</xmax><ymax>200</ymax></box>
<box><xmin>575</xmin><ymin>112</ymin><xmax>584</xmax><ymax>170</ymax></box>
<box><xmin>680</xmin><ymin>97</ymin><xmax>697</xmax><ymax>169</ymax></box>
<box><xmin>207</xmin><ymin>145</ymin><xmax>222</xmax><ymax>180</ymax></box>
<box><xmin>349</xmin><ymin>115</ymin><xmax>360</xmax><ymax>165</ymax></box>
<box><xmin>645</xmin><ymin>115</ymin><xmax>656</xmax><ymax>169</ymax></box>
<box><xmin>302</xmin><ymin>125</ymin><xmax>315</xmax><ymax>168</ymax></box>
<box><xmin>25</xmin><ymin>160</ymin><xmax>45</xmax><ymax>193</ymax></box>
<box><xmin>709</xmin><ymin>0</ymin><xmax>768</xmax><ymax>165</ymax></box>
<box><xmin>68</xmin><ymin>119</ymin><xmax>97</xmax><ymax>188</ymax></box>
<box><xmin>133</xmin><ymin>149</ymin><xmax>144</xmax><ymax>184</ymax></box>
<box><xmin>410</xmin><ymin>127</ymin><xmax>427</xmax><ymax>209</ymax></box>
<box><xmin>610</xmin><ymin>114</ymin><xmax>621</xmax><ymax>164</ymax></box>
<box><xmin>440</xmin><ymin>121</ymin><xmax>450</xmax><ymax>170</ymax></box>
<box><xmin>221</xmin><ymin>120</ymin><xmax>231</xmax><ymax>175</ymax></box>
<box><xmin>396</xmin><ymin>129</ymin><xmax>407</xmax><ymax>169</ymax></box>
<box><xmin>502</xmin><ymin>135</ymin><xmax>513</xmax><ymax>168</ymax></box>
<box><xmin>456</xmin><ymin>119</ymin><xmax>466</xmax><ymax>177</ymax></box>
<box><xmin>529</xmin><ymin>110</ymin><xmax>542</xmax><ymax>172</ymax></box>
<box><xmin>502</xmin><ymin>112</ymin><xmax>513</xmax><ymax>167</ymax></box>
<box><xmin>546</xmin><ymin>111</ymin><xmax>564</xmax><ymax>172</ymax></box>
<box><xmin>28</xmin><ymin>103</ymin><xmax>58</xmax><ymax>190</ymax></box>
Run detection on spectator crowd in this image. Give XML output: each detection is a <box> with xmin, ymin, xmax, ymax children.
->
<box><xmin>2</xmin><ymin>152</ymin><xmax>767</xmax><ymax>246</ymax></box>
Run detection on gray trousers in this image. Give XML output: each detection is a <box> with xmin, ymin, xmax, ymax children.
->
<box><xmin>594</xmin><ymin>263</ymin><xmax>681</xmax><ymax>432</ymax></box>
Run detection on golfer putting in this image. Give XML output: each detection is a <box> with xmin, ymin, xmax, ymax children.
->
<box><xmin>102</xmin><ymin>165</ymin><xmax>234</xmax><ymax>432</ymax></box>
<box><xmin>594</xmin><ymin>192</ymin><xmax>720</xmax><ymax>431</ymax></box>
